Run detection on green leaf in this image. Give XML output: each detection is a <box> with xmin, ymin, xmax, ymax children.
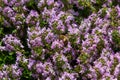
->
<box><xmin>79</xmin><ymin>53</ymin><xmax>89</xmax><ymax>64</ymax></box>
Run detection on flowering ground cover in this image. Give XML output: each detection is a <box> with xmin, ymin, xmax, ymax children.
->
<box><xmin>0</xmin><ymin>0</ymin><xmax>120</xmax><ymax>80</ymax></box>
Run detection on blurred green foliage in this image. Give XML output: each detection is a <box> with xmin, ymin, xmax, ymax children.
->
<box><xmin>0</xmin><ymin>51</ymin><xmax>16</xmax><ymax>66</ymax></box>
<box><xmin>112</xmin><ymin>30</ymin><xmax>120</xmax><ymax>52</ymax></box>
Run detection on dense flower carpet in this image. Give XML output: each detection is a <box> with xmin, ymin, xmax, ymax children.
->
<box><xmin>0</xmin><ymin>0</ymin><xmax>120</xmax><ymax>80</ymax></box>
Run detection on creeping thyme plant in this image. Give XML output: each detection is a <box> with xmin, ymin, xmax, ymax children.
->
<box><xmin>0</xmin><ymin>0</ymin><xmax>120</xmax><ymax>80</ymax></box>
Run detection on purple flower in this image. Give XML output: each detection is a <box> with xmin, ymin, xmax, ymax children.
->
<box><xmin>28</xmin><ymin>58</ymin><xmax>36</xmax><ymax>70</ymax></box>
<box><xmin>45</xmin><ymin>31</ymin><xmax>56</xmax><ymax>43</ymax></box>
<box><xmin>114</xmin><ymin>63</ymin><xmax>120</xmax><ymax>77</ymax></box>
<box><xmin>38</xmin><ymin>0</ymin><xmax>45</xmax><ymax>8</ymax></box>
<box><xmin>46</xmin><ymin>0</ymin><xmax>54</xmax><ymax>6</ymax></box>
<box><xmin>2</xmin><ymin>34</ymin><xmax>24</xmax><ymax>51</ymax></box>
<box><xmin>116</xmin><ymin>5</ymin><xmax>120</xmax><ymax>17</ymax></box>
<box><xmin>27</xmin><ymin>27</ymin><xmax>47</xmax><ymax>49</ymax></box>
<box><xmin>51</xmin><ymin>40</ymin><xmax>64</xmax><ymax>49</ymax></box>
<box><xmin>59</xmin><ymin>72</ymin><xmax>77</xmax><ymax>80</ymax></box>
<box><xmin>65</xmin><ymin>15</ymin><xmax>74</xmax><ymax>24</ymax></box>
<box><xmin>3</xmin><ymin>6</ymin><xmax>15</xmax><ymax>17</ymax></box>
<box><xmin>0</xmin><ymin>71</ymin><xmax>3</xmax><ymax>79</ymax></box>
<box><xmin>26</xmin><ymin>10</ymin><xmax>39</xmax><ymax>25</ymax></box>
<box><xmin>46</xmin><ymin>77</ymin><xmax>51</xmax><ymax>80</ymax></box>
<box><xmin>68</xmin><ymin>27</ymin><xmax>80</xmax><ymax>34</ymax></box>
<box><xmin>30</xmin><ymin>37</ymin><xmax>43</xmax><ymax>47</ymax></box>
<box><xmin>3</xmin><ymin>0</ymin><xmax>16</xmax><ymax>6</ymax></box>
<box><xmin>35</xmin><ymin>62</ymin><xmax>44</xmax><ymax>73</ymax></box>
<box><xmin>0</xmin><ymin>46</ymin><xmax>6</xmax><ymax>51</ymax></box>
<box><xmin>57</xmin><ymin>20</ymin><xmax>65</xmax><ymax>32</ymax></box>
